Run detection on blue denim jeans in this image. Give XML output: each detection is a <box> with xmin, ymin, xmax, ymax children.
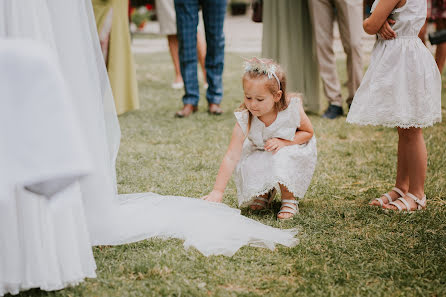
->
<box><xmin>174</xmin><ymin>0</ymin><xmax>226</xmax><ymax>106</ymax></box>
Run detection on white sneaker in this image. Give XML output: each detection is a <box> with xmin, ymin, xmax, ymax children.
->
<box><xmin>171</xmin><ymin>81</ymin><xmax>184</xmax><ymax>89</ymax></box>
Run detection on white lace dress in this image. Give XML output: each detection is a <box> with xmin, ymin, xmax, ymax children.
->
<box><xmin>347</xmin><ymin>0</ymin><xmax>442</xmax><ymax>128</ymax></box>
<box><xmin>234</xmin><ymin>97</ymin><xmax>317</xmax><ymax>207</ymax></box>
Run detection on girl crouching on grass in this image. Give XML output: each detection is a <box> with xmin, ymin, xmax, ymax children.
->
<box><xmin>203</xmin><ymin>58</ymin><xmax>317</xmax><ymax>220</ymax></box>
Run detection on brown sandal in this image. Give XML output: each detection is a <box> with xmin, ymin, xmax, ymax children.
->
<box><xmin>208</xmin><ymin>103</ymin><xmax>223</xmax><ymax>115</ymax></box>
<box><xmin>250</xmin><ymin>189</ymin><xmax>277</xmax><ymax>210</ymax></box>
<box><xmin>175</xmin><ymin>104</ymin><xmax>198</xmax><ymax>118</ymax></box>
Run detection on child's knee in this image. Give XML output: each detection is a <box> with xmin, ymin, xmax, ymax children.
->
<box><xmin>278</xmin><ymin>183</ymin><xmax>291</xmax><ymax>193</ymax></box>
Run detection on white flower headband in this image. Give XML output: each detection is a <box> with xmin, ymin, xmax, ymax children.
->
<box><xmin>243</xmin><ymin>57</ymin><xmax>281</xmax><ymax>90</ymax></box>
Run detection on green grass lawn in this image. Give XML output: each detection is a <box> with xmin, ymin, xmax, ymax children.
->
<box><xmin>21</xmin><ymin>52</ymin><xmax>446</xmax><ymax>297</ymax></box>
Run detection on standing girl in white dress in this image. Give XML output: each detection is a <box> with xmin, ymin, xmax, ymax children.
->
<box><xmin>347</xmin><ymin>0</ymin><xmax>442</xmax><ymax>211</ymax></box>
<box><xmin>203</xmin><ymin>58</ymin><xmax>317</xmax><ymax>220</ymax></box>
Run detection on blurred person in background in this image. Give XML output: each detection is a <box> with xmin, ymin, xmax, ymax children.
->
<box><xmin>155</xmin><ymin>0</ymin><xmax>208</xmax><ymax>90</ymax></box>
<box><xmin>309</xmin><ymin>0</ymin><xmax>363</xmax><ymax>119</ymax></box>
<box><xmin>174</xmin><ymin>0</ymin><xmax>226</xmax><ymax>118</ymax></box>
<box><xmin>262</xmin><ymin>0</ymin><xmax>321</xmax><ymax>114</ymax></box>
<box><xmin>419</xmin><ymin>0</ymin><xmax>446</xmax><ymax>73</ymax></box>
<box><xmin>93</xmin><ymin>0</ymin><xmax>140</xmax><ymax>115</ymax></box>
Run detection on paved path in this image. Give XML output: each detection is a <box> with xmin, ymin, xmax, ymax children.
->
<box><xmin>132</xmin><ymin>13</ymin><xmax>437</xmax><ymax>63</ymax></box>
<box><xmin>131</xmin><ymin>13</ymin><xmax>376</xmax><ymax>62</ymax></box>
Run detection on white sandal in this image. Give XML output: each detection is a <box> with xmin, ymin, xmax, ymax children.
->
<box><xmin>388</xmin><ymin>193</ymin><xmax>427</xmax><ymax>212</ymax></box>
<box><xmin>250</xmin><ymin>188</ymin><xmax>277</xmax><ymax>210</ymax></box>
<box><xmin>372</xmin><ymin>187</ymin><xmax>405</xmax><ymax>207</ymax></box>
<box><xmin>277</xmin><ymin>199</ymin><xmax>298</xmax><ymax>220</ymax></box>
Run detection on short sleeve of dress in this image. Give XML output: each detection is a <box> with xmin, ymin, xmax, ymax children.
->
<box><xmin>234</xmin><ymin>110</ymin><xmax>250</xmax><ymax>136</ymax></box>
<box><xmin>370</xmin><ymin>0</ymin><xmax>401</xmax><ymax>14</ymax></box>
<box><xmin>370</xmin><ymin>0</ymin><xmax>378</xmax><ymax>13</ymax></box>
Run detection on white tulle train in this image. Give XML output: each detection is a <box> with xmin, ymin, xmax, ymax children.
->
<box><xmin>103</xmin><ymin>193</ymin><xmax>298</xmax><ymax>256</ymax></box>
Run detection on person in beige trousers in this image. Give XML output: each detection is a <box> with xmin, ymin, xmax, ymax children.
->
<box><xmin>309</xmin><ymin>0</ymin><xmax>363</xmax><ymax>119</ymax></box>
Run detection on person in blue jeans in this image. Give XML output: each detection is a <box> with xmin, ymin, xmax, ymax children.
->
<box><xmin>174</xmin><ymin>0</ymin><xmax>226</xmax><ymax>117</ymax></box>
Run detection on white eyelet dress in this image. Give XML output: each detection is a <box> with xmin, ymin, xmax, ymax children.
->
<box><xmin>346</xmin><ymin>0</ymin><xmax>442</xmax><ymax>128</ymax></box>
<box><xmin>234</xmin><ymin>97</ymin><xmax>317</xmax><ymax>208</ymax></box>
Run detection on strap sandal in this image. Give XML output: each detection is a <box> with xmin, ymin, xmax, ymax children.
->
<box><xmin>371</xmin><ymin>187</ymin><xmax>405</xmax><ymax>207</ymax></box>
<box><xmin>387</xmin><ymin>192</ymin><xmax>427</xmax><ymax>213</ymax></box>
<box><xmin>277</xmin><ymin>199</ymin><xmax>299</xmax><ymax>220</ymax></box>
<box><xmin>250</xmin><ymin>188</ymin><xmax>276</xmax><ymax>210</ymax></box>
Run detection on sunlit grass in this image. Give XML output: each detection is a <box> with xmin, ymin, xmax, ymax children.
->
<box><xmin>19</xmin><ymin>52</ymin><xmax>446</xmax><ymax>297</ymax></box>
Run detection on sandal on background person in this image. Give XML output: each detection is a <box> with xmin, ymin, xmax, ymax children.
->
<box><xmin>208</xmin><ymin>103</ymin><xmax>223</xmax><ymax>115</ymax></box>
<box><xmin>175</xmin><ymin>104</ymin><xmax>198</xmax><ymax>118</ymax></box>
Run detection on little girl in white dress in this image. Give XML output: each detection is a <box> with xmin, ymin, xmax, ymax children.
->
<box><xmin>203</xmin><ymin>58</ymin><xmax>317</xmax><ymax>219</ymax></box>
<box><xmin>347</xmin><ymin>0</ymin><xmax>441</xmax><ymax>211</ymax></box>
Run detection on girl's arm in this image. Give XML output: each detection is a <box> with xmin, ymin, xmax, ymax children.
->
<box><xmin>291</xmin><ymin>102</ymin><xmax>314</xmax><ymax>145</ymax></box>
<box><xmin>363</xmin><ymin>0</ymin><xmax>403</xmax><ymax>35</ymax></box>
<box><xmin>202</xmin><ymin>123</ymin><xmax>245</xmax><ymax>203</ymax></box>
<box><xmin>265</xmin><ymin>102</ymin><xmax>314</xmax><ymax>153</ymax></box>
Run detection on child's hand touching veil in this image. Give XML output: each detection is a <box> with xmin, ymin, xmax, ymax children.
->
<box><xmin>201</xmin><ymin>190</ymin><xmax>224</xmax><ymax>203</ymax></box>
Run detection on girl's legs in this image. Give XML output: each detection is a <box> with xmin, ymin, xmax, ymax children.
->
<box><xmin>435</xmin><ymin>19</ymin><xmax>446</xmax><ymax>73</ymax></box>
<box><xmin>167</xmin><ymin>34</ymin><xmax>183</xmax><ymax>84</ymax></box>
<box><xmin>277</xmin><ymin>184</ymin><xmax>297</xmax><ymax>220</ymax></box>
<box><xmin>385</xmin><ymin>128</ymin><xmax>427</xmax><ymax>211</ymax></box>
<box><xmin>197</xmin><ymin>31</ymin><xmax>207</xmax><ymax>86</ymax></box>
<box><xmin>394</xmin><ymin>129</ymin><xmax>411</xmax><ymax>192</ymax></box>
<box><xmin>370</xmin><ymin>129</ymin><xmax>409</xmax><ymax>206</ymax></box>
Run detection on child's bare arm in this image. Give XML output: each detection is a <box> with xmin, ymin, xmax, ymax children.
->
<box><xmin>292</xmin><ymin>102</ymin><xmax>314</xmax><ymax>145</ymax></box>
<box><xmin>363</xmin><ymin>0</ymin><xmax>402</xmax><ymax>35</ymax></box>
<box><xmin>202</xmin><ymin>123</ymin><xmax>245</xmax><ymax>203</ymax></box>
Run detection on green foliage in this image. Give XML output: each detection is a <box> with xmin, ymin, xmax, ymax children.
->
<box><xmin>131</xmin><ymin>12</ymin><xmax>148</xmax><ymax>27</ymax></box>
<box><xmin>20</xmin><ymin>51</ymin><xmax>446</xmax><ymax>297</ymax></box>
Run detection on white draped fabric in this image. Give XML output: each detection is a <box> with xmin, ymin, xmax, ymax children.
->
<box><xmin>0</xmin><ymin>40</ymin><xmax>97</xmax><ymax>296</ymax></box>
<box><xmin>0</xmin><ymin>4</ymin><xmax>299</xmax><ymax>294</ymax></box>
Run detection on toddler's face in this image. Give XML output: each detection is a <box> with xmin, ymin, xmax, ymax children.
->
<box><xmin>243</xmin><ymin>78</ymin><xmax>276</xmax><ymax>117</ymax></box>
